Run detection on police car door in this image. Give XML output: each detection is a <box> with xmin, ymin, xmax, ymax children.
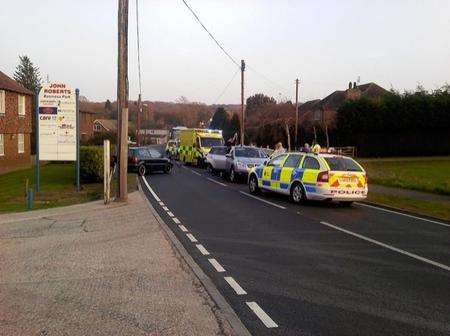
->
<box><xmin>279</xmin><ymin>154</ymin><xmax>303</xmax><ymax>194</ymax></box>
<box><xmin>262</xmin><ymin>154</ymin><xmax>287</xmax><ymax>190</ymax></box>
<box><xmin>301</xmin><ymin>156</ymin><xmax>321</xmax><ymax>193</ymax></box>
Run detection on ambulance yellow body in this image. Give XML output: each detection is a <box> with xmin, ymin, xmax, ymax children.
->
<box><xmin>248</xmin><ymin>152</ymin><xmax>368</xmax><ymax>205</ymax></box>
<box><xmin>178</xmin><ymin>129</ymin><xmax>224</xmax><ymax>166</ymax></box>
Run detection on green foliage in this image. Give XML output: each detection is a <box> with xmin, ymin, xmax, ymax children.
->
<box><xmin>246</xmin><ymin>93</ymin><xmax>276</xmax><ymax>116</ymax></box>
<box><xmin>82</xmin><ymin>131</ymin><xmax>116</xmax><ymax>146</ymax></box>
<box><xmin>210</xmin><ymin>107</ymin><xmax>228</xmax><ymax>130</ymax></box>
<box><xmin>80</xmin><ymin>146</ymin><xmax>104</xmax><ymax>182</ymax></box>
<box><xmin>13</xmin><ymin>55</ymin><xmax>41</xmax><ymax>93</ymax></box>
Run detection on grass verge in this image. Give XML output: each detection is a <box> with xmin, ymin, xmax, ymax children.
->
<box><xmin>359</xmin><ymin>157</ymin><xmax>450</xmax><ymax>195</ymax></box>
<box><xmin>367</xmin><ymin>192</ymin><xmax>450</xmax><ymax>221</ymax></box>
<box><xmin>0</xmin><ymin>163</ymin><xmax>137</xmax><ymax>213</ymax></box>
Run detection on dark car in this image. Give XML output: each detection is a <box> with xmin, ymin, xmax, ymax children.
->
<box><xmin>128</xmin><ymin>147</ymin><xmax>172</xmax><ymax>176</ymax></box>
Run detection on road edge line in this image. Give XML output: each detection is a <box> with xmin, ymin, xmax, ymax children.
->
<box><xmin>137</xmin><ymin>177</ymin><xmax>252</xmax><ymax>336</ymax></box>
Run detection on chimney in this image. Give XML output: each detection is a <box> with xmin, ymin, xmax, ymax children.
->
<box><xmin>353</xmin><ymin>82</ymin><xmax>357</xmax><ymax>89</ymax></box>
<box><xmin>348</xmin><ymin>82</ymin><xmax>352</xmax><ymax>90</ymax></box>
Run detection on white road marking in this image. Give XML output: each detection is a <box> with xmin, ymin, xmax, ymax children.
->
<box><xmin>162</xmin><ymin>206</ymin><xmax>169</xmax><ymax>211</ymax></box>
<box><xmin>186</xmin><ymin>233</ymin><xmax>198</xmax><ymax>242</ymax></box>
<box><xmin>196</xmin><ymin>244</ymin><xmax>210</xmax><ymax>255</ymax></box>
<box><xmin>355</xmin><ymin>202</ymin><xmax>450</xmax><ymax>228</ymax></box>
<box><xmin>172</xmin><ymin>217</ymin><xmax>181</xmax><ymax>224</ymax></box>
<box><xmin>208</xmin><ymin>258</ymin><xmax>226</xmax><ymax>272</ymax></box>
<box><xmin>207</xmin><ymin>177</ymin><xmax>228</xmax><ymax>187</ymax></box>
<box><xmin>246</xmin><ymin>302</ymin><xmax>278</xmax><ymax>328</ymax></box>
<box><xmin>320</xmin><ymin>221</ymin><xmax>450</xmax><ymax>272</ymax></box>
<box><xmin>158</xmin><ymin>201</ymin><xmax>165</xmax><ymax>206</ymax></box>
<box><xmin>239</xmin><ymin>191</ymin><xmax>286</xmax><ymax>210</ymax></box>
<box><xmin>167</xmin><ymin>211</ymin><xmax>174</xmax><ymax>217</ymax></box>
<box><xmin>224</xmin><ymin>277</ymin><xmax>247</xmax><ymax>295</ymax></box>
<box><xmin>142</xmin><ymin>177</ymin><xmax>161</xmax><ymax>202</ymax></box>
<box><xmin>178</xmin><ymin>225</ymin><xmax>188</xmax><ymax>232</ymax></box>
<box><xmin>190</xmin><ymin>169</ymin><xmax>202</xmax><ymax>176</ymax></box>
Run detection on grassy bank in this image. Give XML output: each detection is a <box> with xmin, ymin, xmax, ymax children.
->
<box><xmin>360</xmin><ymin>157</ymin><xmax>450</xmax><ymax>195</ymax></box>
<box><xmin>0</xmin><ymin>163</ymin><xmax>137</xmax><ymax>213</ymax></box>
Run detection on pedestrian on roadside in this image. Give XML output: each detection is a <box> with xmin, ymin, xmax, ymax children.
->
<box><xmin>271</xmin><ymin>142</ymin><xmax>286</xmax><ymax>158</ymax></box>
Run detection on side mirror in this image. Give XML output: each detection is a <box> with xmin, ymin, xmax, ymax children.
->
<box><xmin>263</xmin><ymin>160</ymin><xmax>268</xmax><ymax>166</ymax></box>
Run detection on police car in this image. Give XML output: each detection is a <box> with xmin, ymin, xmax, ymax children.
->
<box><xmin>248</xmin><ymin>152</ymin><xmax>368</xmax><ymax>205</ymax></box>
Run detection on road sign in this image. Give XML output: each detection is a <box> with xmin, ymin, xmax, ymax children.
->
<box><xmin>38</xmin><ymin>83</ymin><xmax>76</xmax><ymax>161</ymax></box>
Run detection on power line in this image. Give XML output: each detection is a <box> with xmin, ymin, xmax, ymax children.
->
<box><xmin>246</xmin><ymin>63</ymin><xmax>290</xmax><ymax>95</ymax></box>
<box><xmin>135</xmin><ymin>0</ymin><xmax>142</xmax><ymax>96</ymax></box>
<box><xmin>181</xmin><ymin>0</ymin><xmax>240</xmax><ymax>68</ymax></box>
<box><xmin>213</xmin><ymin>68</ymin><xmax>240</xmax><ymax>104</ymax></box>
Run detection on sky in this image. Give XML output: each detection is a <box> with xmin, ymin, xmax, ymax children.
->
<box><xmin>1</xmin><ymin>0</ymin><xmax>449</xmax><ymax>104</ymax></box>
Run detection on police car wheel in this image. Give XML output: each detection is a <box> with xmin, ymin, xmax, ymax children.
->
<box><xmin>290</xmin><ymin>183</ymin><xmax>304</xmax><ymax>203</ymax></box>
<box><xmin>138</xmin><ymin>164</ymin><xmax>146</xmax><ymax>176</ymax></box>
<box><xmin>248</xmin><ymin>175</ymin><xmax>260</xmax><ymax>194</ymax></box>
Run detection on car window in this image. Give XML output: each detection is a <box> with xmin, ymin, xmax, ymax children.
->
<box><xmin>136</xmin><ymin>148</ymin><xmax>151</xmax><ymax>158</ymax></box>
<box><xmin>284</xmin><ymin>154</ymin><xmax>303</xmax><ymax>168</ymax></box>
<box><xmin>235</xmin><ymin>147</ymin><xmax>266</xmax><ymax>158</ymax></box>
<box><xmin>200</xmin><ymin>137</ymin><xmax>223</xmax><ymax>147</ymax></box>
<box><xmin>148</xmin><ymin>149</ymin><xmax>162</xmax><ymax>158</ymax></box>
<box><xmin>209</xmin><ymin>148</ymin><xmax>216</xmax><ymax>155</ymax></box>
<box><xmin>302</xmin><ymin>156</ymin><xmax>320</xmax><ymax>170</ymax></box>
<box><xmin>268</xmin><ymin>154</ymin><xmax>287</xmax><ymax>167</ymax></box>
<box><xmin>324</xmin><ymin>157</ymin><xmax>363</xmax><ymax>172</ymax></box>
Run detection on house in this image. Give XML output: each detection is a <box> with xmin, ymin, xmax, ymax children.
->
<box><xmin>93</xmin><ymin>119</ymin><xmax>117</xmax><ymax>133</ymax></box>
<box><xmin>79</xmin><ymin>108</ymin><xmax>96</xmax><ymax>141</ymax></box>
<box><xmin>300</xmin><ymin>82</ymin><xmax>389</xmax><ymax>129</ymax></box>
<box><xmin>0</xmin><ymin>70</ymin><xmax>33</xmax><ymax>174</ymax></box>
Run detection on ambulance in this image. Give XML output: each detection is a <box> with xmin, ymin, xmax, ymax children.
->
<box><xmin>178</xmin><ymin>128</ymin><xmax>224</xmax><ymax>166</ymax></box>
<box><xmin>248</xmin><ymin>152</ymin><xmax>368</xmax><ymax>205</ymax></box>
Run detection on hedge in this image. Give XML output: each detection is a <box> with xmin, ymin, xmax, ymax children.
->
<box><xmin>80</xmin><ymin>146</ymin><xmax>104</xmax><ymax>182</ymax></box>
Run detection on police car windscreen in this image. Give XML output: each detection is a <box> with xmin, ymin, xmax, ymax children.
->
<box><xmin>235</xmin><ymin>148</ymin><xmax>266</xmax><ymax>158</ymax></box>
<box><xmin>324</xmin><ymin>157</ymin><xmax>363</xmax><ymax>172</ymax></box>
<box><xmin>201</xmin><ymin>138</ymin><xmax>223</xmax><ymax>147</ymax></box>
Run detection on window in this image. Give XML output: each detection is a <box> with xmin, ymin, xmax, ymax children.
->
<box><xmin>324</xmin><ymin>157</ymin><xmax>363</xmax><ymax>172</ymax></box>
<box><xmin>18</xmin><ymin>95</ymin><xmax>25</xmax><ymax>116</ymax></box>
<box><xmin>284</xmin><ymin>154</ymin><xmax>303</xmax><ymax>168</ymax></box>
<box><xmin>148</xmin><ymin>148</ymin><xmax>162</xmax><ymax>158</ymax></box>
<box><xmin>0</xmin><ymin>134</ymin><xmax>4</xmax><ymax>156</ymax></box>
<box><xmin>313</xmin><ymin>109</ymin><xmax>322</xmax><ymax>121</ymax></box>
<box><xmin>18</xmin><ymin>133</ymin><xmax>24</xmax><ymax>153</ymax></box>
<box><xmin>302</xmin><ymin>156</ymin><xmax>320</xmax><ymax>170</ymax></box>
<box><xmin>0</xmin><ymin>90</ymin><xmax>5</xmax><ymax>115</ymax></box>
<box><xmin>200</xmin><ymin>137</ymin><xmax>223</xmax><ymax>147</ymax></box>
<box><xmin>235</xmin><ymin>147</ymin><xmax>267</xmax><ymax>158</ymax></box>
<box><xmin>268</xmin><ymin>154</ymin><xmax>287</xmax><ymax>167</ymax></box>
<box><xmin>93</xmin><ymin>123</ymin><xmax>101</xmax><ymax>131</ymax></box>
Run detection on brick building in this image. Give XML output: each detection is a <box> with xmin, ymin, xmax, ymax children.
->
<box><xmin>0</xmin><ymin>70</ymin><xmax>33</xmax><ymax>174</ymax></box>
<box><xmin>79</xmin><ymin>108</ymin><xmax>96</xmax><ymax>142</ymax></box>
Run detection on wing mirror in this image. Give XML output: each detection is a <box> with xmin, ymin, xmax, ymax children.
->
<box><xmin>263</xmin><ymin>160</ymin><xmax>268</xmax><ymax>166</ymax></box>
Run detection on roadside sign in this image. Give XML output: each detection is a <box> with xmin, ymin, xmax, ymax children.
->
<box><xmin>38</xmin><ymin>83</ymin><xmax>76</xmax><ymax>161</ymax></box>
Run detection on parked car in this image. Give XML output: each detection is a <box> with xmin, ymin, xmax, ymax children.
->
<box><xmin>205</xmin><ymin>146</ymin><xmax>229</xmax><ymax>174</ymax></box>
<box><xmin>248</xmin><ymin>152</ymin><xmax>367</xmax><ymax>205</ymax></box>
<box><xmin>225</xmin><ymin>146</ymin><xmax>268</xmax><ymax>182</ymax></box>
<box><xmin>128</xmin><ymin>146</ymin><xmax>173</xmax><ymax>176</ymax></box>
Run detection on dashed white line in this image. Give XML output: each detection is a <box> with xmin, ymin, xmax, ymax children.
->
<box><xmin>142</xmin><ymin>177</ymin><xmax>161</xmax><ymax>202</ymax></box>
<box><xmin>158</xmin><ymin>201</ymin><xmax>165</xmax><ymax>206</ymax></box>
<box><xmin>190</xmin><ymin>169</ymin><xmax>202</xmax><ymax>176</ymax></box>
<box><xmin>208</xmin><ymin>258</ymin><xmax>226</xmax><ymax>272</ymax></box>
<box><xmin>239</xmin><ymin>191</ymin><xmax>286</xmax><ymax>210</ymax></box>
<box><xmin>246</xmin><ymin>302</ymin><xmax>278</xmax><ymax>328</ymax></box>
<box><xmin>167</xmin><ymin>211</ymin><xmax>174</xmax><ymax>217</ymax></box>
<box><xmin>186</xmin><ymin>233</ymin><xmax>198</xmax><ymax>242</ymax></box>
<box><xmin>224</xmin><ymin>277</ymin><xmax>247</xmax><ymax>295</ymax></box>
<box><xmin>162</xmin><ymin>206</ymin><xmax>169</xmax><ymax>211</ymax></box>
<box><xmin>172</xmin><ymin>217</ymin><xmax>181</xmax><ymax>224</ymax></box>
<box><xmin>355</xmin><ymin>202</ymin><xmax>450</xmax><ymax>228</ymax></box>
<box><xmin>196</xmin><ymin>244</ymin><xmax>210</xmax><ymax>255</ymax></box>
<box><xmin>320</xmin><ymin>221</ymin><xmax>450</xmax><ymax>272</ymax></box>
<box><xmin>207</xmin><ymin>177</ymin><xmax>228</xmax><ymax>187</ymax></box>
<box><xmin>178</xmin><ymin>225</ymin><xmax>188</xmax><ymax>232</ymax></box>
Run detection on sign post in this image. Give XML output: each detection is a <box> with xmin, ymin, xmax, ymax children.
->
<box><xmin>37</xmin><ymin>83</ymin><xmax>77</xmax><ymax>190</ymax></box>
<box><xmin>75</xmin><ymin>89</ymin><xmax>80</xmax><ymax>192</ymax></box>
<box><xmin>35</xmin><ymin>89</ymin><xmax>40</xmax><ymax>192</ymax></box>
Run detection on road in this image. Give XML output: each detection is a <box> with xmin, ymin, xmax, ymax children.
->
<box><xmin>140</xmin><ymin>161</ymin><xmax>450</xmax><ymax>336</ymax></box>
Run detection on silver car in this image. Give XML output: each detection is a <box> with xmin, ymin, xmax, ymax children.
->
<box><xmin>225</xmin><ymin>146</ymin><xmax>268</xmax><ymax>182</ymax></box>
<box><xmin>205</xmin><ymin>146</ymin><xmax>229</xmax><ymax>174</ymax></box>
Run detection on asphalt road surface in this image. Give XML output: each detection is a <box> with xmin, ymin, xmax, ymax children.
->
<box><xmin>140</xmin><ymin>162</ymin><xmax>450</xmax><ymax>336</ymax></box>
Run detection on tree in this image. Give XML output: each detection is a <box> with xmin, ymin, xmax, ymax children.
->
<box><xmin>210</xmin><ymin>107</ymin><xmax>228</xmax><ymax>130</ymax></box>
<box><xmin>13</xmin><ymin>55</ymin><xmax>41</xmax><ymax>93</ymax></box>
<box><xmin>245</xmin><ymin>93</ymin><xmax>276</xmax><ymax>116</ymax></box>
<box><xmin>105</xmin><ymin>99</ymin><xmax>112</xmax><ymax>112</ymax></box>
<box><xmin>227</xmin><ymin>113</ymin><xmax>241</xmax><ymax>142</ymax></box>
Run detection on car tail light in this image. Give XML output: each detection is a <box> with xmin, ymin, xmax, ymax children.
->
<box><xmin>364</xmin><ymin>173</ymin><xmax>368</xmax><ymax>184</ymax></box>
<box><xmin>131</xmin><ymin>156</ymin><xmax>138</xmax><ymax>164</ymax></box>
<box><xmin>317</xmin><ymin>171</ymin><xmax>329</xmax><ymax>183</ymax></box>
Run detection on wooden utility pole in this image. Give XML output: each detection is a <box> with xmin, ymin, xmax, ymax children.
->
<box><xmin>295</xmin><ymin>78</ymin><xmax>299</xmax><ymax>150</ymax></box>
<box><xmin>117</xmin><ymin>0</ymin><xmax>129</xmax><ymax>201</ymax></box>
<box><xmin>137</xmin><ymin>94</ymin><xmax>141</xmax><ymax>146</ymax></box>
<box><xmin>240</xmin><ymin>60</ymin><xmax>245</xmax><ymax>145</ymax></box>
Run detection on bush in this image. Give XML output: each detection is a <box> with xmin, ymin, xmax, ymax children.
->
<box><xmin>80</xmin><ymin>146</ymin><xmax>104</xmax><ymax>182</ymax></box>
